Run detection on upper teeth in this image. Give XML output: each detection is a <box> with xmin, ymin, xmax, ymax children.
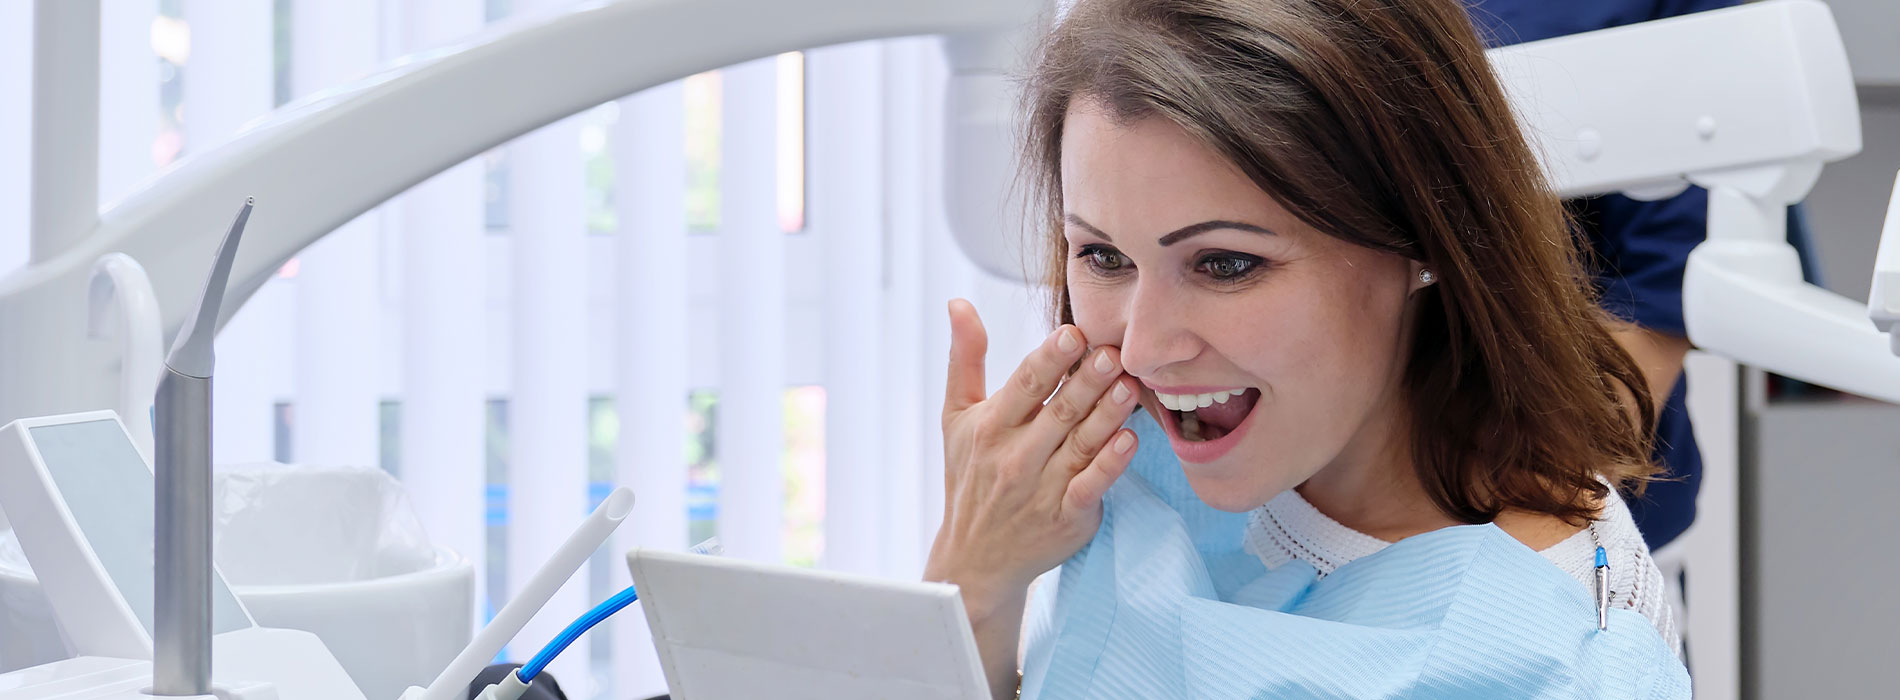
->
<box><xmin>1155</xmin><ymin>389</ymin><xmax>1248</xmax><ymax>412</ymax></box>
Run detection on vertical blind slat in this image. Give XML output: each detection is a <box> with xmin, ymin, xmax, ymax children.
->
<box><xmin>507</xmin><ymin>2</ymin><xmax>597</xmax><ymax>679</ymax></box>
<box><xmin>505</xmin><ymin>111</ymin><xmax>591</xmax><ymax>687</ymax></box>
<box><xmin>611</xmin><ymin>81</ymin><xmax>690</xmax><ymax>699</ymax></box>
<box><xmin>185</xmin><ymin>0</ymin><xmax>280</xmax><ymax>466</ymax></box>
<box><xmin>812</xmin><ymin>42</ymin><xmax>888</xmax><ymax>577</ymax></box>
<box><xmin>98</xmin><ymin>0</ymin><xmax>157</xmax><ymax>208</ymax></box>
<box><xmin>288</xmin><ymin>0</ymin><xmax>382</xmax><ymax>469</ymax></box>
<box><xmin>878</xmin><ymin>38</ymin><xmax>929</xmax><ymax>578</ymax></box>
<box><xmin>28</xmin><ymin>0</ymin><xmax>98</xmax><ymax>263</ymax></box>
<box><xmin>915</xmin><ymin>42</ymin><xmax>969</xmax><ymax>561</ymax></box>
<box><xmin>393</xmin><ymin>0</ymin><xmax>491</xmax><ymax>638</ymax></box>
<box><xmin>716</xmin><ymin>57</ymin><xmax>786</xmax><ymax>564</ymax></box>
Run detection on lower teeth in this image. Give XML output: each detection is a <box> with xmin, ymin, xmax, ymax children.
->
<box><xmin>1180</xmin><ymin>411</ymin><xmax>1205</xmax><ymax>441</ymax></box>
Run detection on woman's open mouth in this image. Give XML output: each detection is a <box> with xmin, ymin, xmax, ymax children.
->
<box><xmin>1151</xmin><ymin>386</ymin><xmax>1262</xmax><ymax>463</ymax></box>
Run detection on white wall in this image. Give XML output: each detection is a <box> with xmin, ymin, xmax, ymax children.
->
<box><xmin>1823</xmin><ymin>0</ymin><xmax>1900</xmax><ymax>88</ymax></box>
<box><xmin>1805</xmin><ymin>100</ymin><xmax>1900</xmax><ymax>302</ymax></box>
<box><xmin>1753</xmin><ymin>401</ymin><xmax>1900</xmax><ymax>698</ymax></box>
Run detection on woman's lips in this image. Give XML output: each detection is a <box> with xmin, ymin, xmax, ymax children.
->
<box><xmin>1151</xmin><ymin>387</ymin><xmax>1262</xmax><ymax>464</ymax></box>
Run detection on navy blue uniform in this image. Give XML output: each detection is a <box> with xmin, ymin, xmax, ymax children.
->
<box><xmin>1464</xmin><ymin>0</ymin><xmax>1743</xmax><ymax>549</ymax></box>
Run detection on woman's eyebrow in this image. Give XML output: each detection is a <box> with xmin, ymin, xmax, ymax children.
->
<box><xmin>1064</xmin><ymin>213</ymin><xmax>1113</xmax><ymax>241</ymax></box>
<box><xmin>1064</xmin><ymin>213</ymin><xmax>1277</xmax><ymax>246</ymax></box>
<box><xmin>1156</xmin><ymin>220</ymin><xmax>1277</xmax><ymax>246</ymax></box>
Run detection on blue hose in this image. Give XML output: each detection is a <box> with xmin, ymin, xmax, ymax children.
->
<box><xmin>517</xmin><ymin>584</ymin><xmax>640</xmax><ymax>683</ymax></box>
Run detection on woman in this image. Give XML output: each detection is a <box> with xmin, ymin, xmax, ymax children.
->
<box><xmin>923</xmin><ymin>0</ymin><xmax>1687</xmax><ymax>697</ymax></box>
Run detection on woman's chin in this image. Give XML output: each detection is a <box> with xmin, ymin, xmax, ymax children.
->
<box><xmin>1181</xmin><ymin>467</ymin><xmax>1283</xmax><ymax>513</ymax></box>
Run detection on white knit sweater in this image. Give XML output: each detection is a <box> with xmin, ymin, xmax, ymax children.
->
<box><xmin>1242</xmin><ymin>487</ymin><xmax>1680</xmax><ymax>656</ymax></box>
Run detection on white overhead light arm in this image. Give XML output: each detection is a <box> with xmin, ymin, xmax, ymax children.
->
<box><xmin>0</xmin><ymin>0</ymin><xmax>1043</xmax><ymax>425</ymax></box>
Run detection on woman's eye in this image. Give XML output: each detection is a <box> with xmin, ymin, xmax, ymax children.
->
<box><xmin>1076</xmin><ymin>245</ymin><xmax>1129</xmax><ymax>273</ymax></box>
<box><xmin>1198</xmin><ymin>253</ymin><xmax>1262</xmax><ymax>281</ymax></box>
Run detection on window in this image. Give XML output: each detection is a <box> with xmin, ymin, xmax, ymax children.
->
<box><xmin>682</xmin><ymin>53</ymin><xmax>807</xmax><ymax>235</ymax></box>
<box><xmin>581</xmin><ymin>103</ymin><xmax>618</xmax><ymax>235</ymax></box>
<box><xmin>776</xmin><ymin>51</ymin><xmax>807</xmax><ymax>233</ymax></box>
<box><xmin>683</xmin><ymin>71</ymin><xmax>722</xmax><ymax>232</ymax></box>
<box><xmin>154</xmin><ymin>3</ymin><xmax>188</xmax><ymax>167</ymax></box>
<box><xmin>346</xmin><ymin>385</ymin><xmax>828</xmax><ymax>630</ymax></box>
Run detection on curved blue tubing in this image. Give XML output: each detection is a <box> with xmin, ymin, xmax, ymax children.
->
<box><xmin>517</xmin><ymin>584</ymin><xmax>640</xmax><ymax>682</ymax></box>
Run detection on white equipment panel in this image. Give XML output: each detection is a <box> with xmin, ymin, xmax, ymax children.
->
<box><xmin>0</xmin><ymin>412</ymin><xmax>251</xmax><ymax>660</ymax></box>
<box><xmin>627</xmin><ymin>548</ymin><xmax>990</xmax><ymax>700</ymax></box>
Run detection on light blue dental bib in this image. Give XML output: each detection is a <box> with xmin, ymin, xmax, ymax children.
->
<box><xmin>1019</xmin><ymin>411</ymin><xmax>1690</xmax><ymax>699</ymax></box>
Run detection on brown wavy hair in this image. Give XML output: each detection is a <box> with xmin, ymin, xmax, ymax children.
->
<box><xmin>1023</xmin><ymin>0</ymin><xmax>1656</xmax><ymax>523</ymax></box>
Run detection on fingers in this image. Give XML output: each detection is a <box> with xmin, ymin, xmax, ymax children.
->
<box><xmin>991</xmin><ymin>324</ymin><xmax>1089</xmax><ymax>425</ymax></box>
<box><xmin>1042</xmin><ymin>374</ymin><xmax>1140</xmax><ymax>493</ymax></box>
<box><xmin>1026</xmin><ymin>345</ymin><xmax>1127</xmax><ymax>456</ymax></box>
<box><xmin>1063</xmin><ymin>428</ymin><xmax>1137</xmax><ymax>515</ymax></box>
<box><xmin>944</xmin><ymin>299</ymin><xmax>990</xmax><ymax>416</ymax></box>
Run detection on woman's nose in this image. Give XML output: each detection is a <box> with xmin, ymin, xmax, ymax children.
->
<box><xmin>1115</xmin><ymin>282</ymin><xmax>1201</xmax><ymax>380</ymax></box>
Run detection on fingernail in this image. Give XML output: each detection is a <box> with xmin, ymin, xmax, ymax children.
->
<box><xmin>1057</xmin><ymin>328</ymin><xmax>1080</xmax><ymax>353</ymax></box>
<box><xmin>1113</xmin><ymin>431</ymin><xmax>1135</xmax><ymax>454</ymax></box>
<box><xmin>1111</xmin><ymin>382</ymin><xmax>1131</xmax><ymax>404</ymax></box>
<box><xmin>1093</xmin><ymin>349</ymin><xmax>1114</xmax><ymax>374</ymax></box>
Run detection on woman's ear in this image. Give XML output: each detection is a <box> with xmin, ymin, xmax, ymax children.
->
<box><xmin>1407</xmin><ymin>260</ymin><xmax>1438</xmax><ymax>294</ymax></box>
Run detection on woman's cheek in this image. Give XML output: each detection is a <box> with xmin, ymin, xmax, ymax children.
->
<box><xmin>1066</xmin><ymin>285</ymin><xmax>1125</xmax><ymax>345</ymax></box>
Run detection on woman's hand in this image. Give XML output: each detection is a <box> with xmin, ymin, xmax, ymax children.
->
<box><xmin>925</xmin><ymin>299</ymin><xmax>1140</xmax><ymax>697</ymax></box>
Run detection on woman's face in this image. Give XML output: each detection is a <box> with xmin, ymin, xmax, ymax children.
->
<box><xmin>1060</xmin><ymin>100</ymin><xmax>1421</xmax><ymax>512</ymax></box>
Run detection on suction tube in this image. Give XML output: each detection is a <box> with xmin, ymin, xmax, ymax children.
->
<box><xmin>415</xmin><ymin>487</ymin><xmax>635</xmax><ymax>700</ymax></box>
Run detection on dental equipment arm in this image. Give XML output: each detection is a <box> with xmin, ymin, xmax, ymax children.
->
<box><xmin>1496</xmin><ymin>0</ymin><xmax>1899</xmax><ymax>402</ymax></box>
<box><xmin>1500</xmin><ymin>0</ymin><xmax>1900</xmax><ymax>400</ymax></box>
<box><xmin>152</xmin><ymin>198</ymin><xmax>252</xmax><ymax>696</ymax></box>
<box><xmin>1471</xmin><ymin>1</ymin><xmax>1900</xmax><ymax>398</ymax></box>
<box><xmin>1870</xmin><ymin>173</ymin><xmax>1900</xmax><ymax>356</ymax></box>
<box><xmin>1683</xmin><ymin>168</ymin><xmax>1900</xmax><ymax>403</ymax></box>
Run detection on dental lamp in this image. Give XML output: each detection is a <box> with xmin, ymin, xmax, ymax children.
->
<box><xmin>0</xmin><ymin>0</ymin><xmax>1891</xmax><ymax>698</ymax></box>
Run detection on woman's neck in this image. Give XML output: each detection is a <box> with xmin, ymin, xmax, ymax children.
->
<box><xmin>1296</xmin><ymin>461</ymin><xmax>1456</xmax><ymax>543</ymax></box>
<box><xmin>1293</xmin><ymin>398</ymin><xmax>1587</xmax><ymax>550</ymax></box>
<box><xmin>1295</xmin><ymin>398</ymin><xmax>1456</xmax><ymax>542</ymax></box>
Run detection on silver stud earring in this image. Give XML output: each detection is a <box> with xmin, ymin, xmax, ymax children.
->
<box><xmin>1419</xmin><ymin>268</ymin><xmax>1437</xmax><ymax>286</ymax></box>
